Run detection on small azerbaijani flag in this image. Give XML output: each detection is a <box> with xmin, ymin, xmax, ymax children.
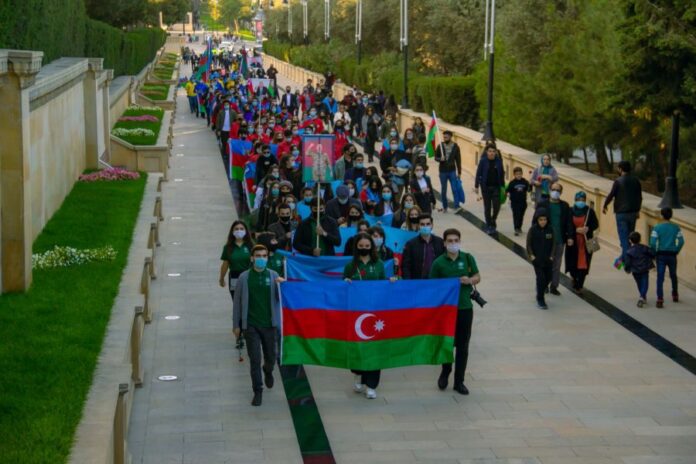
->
<box><xmin>229</xmin><ymin>139</ymin><xmax>252</xmax><ymax>181</ymax></box>
<box><xmin>425</xmin><ymin>111</ymin><xmax>439</xmax><ymax>158</ymax></box>
<box><xmin>281</xmin><ymin>279</ymin><xmax>460</xmax><ymax>370</ymax></box>
<box><xmin>243</xmin><ymin>162</ymin><xmax>256</xmax><ymax>210</ymax></box>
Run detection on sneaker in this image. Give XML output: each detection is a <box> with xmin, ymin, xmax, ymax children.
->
<box><xmin>251</xmin><ymin>391</ymin><xmax>262</xmax><ymax>406</ymax></box>
<box><xmin>537</xmin><ymin>301</ymin><xmax>548</xmax><ymax>310</ymax></box>
<box><xmin>545</xmin><ymin>287</ymin><xmax>550</xmax><ymax>294</ymax></box>
<box><xmin>550</xmin><ymin>288</ymin><xmax>561</xmax><ymax>296</ymax></box>
<box><xmin>637</xmin><ymin>298</ymin><xmax>646</xmax><ymax>308</ymax></box>
<box><xmin>656</xmin><ymin>299</ymin><xmax>664</xmax><ymax>308</ymax></box>
<box><xmin>453</xmin><ymin>383</ymin><xmax>469</xmax><ymax>395</ymax></box>
<box><xmin>365</xmin><ymin>388</ymin><xmax>377</xmax><ymax>399</ymax></box>
<box><xmin>488</xmin><ymin>227</ymin><xmax>497</xmax><ymax>235</ymax></box>
<box><xmin>264</xmin><ymin>369</ymin><xmax>274</xmax><ymax>389</ymax></box>
<box><xmin>514</xmin><ymin>230</ymin><xmax>520</xmax><ymax>236</ymax></box>
<box><xmin>437</xmin><ymin>371</ymin><xmax>449</xmax><ymax>390</ymax></box>
<box><xmin>672</xmin><ymin>292</ymin><xmax>679</xmax><ymax>303</ymax></box>
<box><xmin>353</xmin><ymin>375</ymin><xmax>365</xmax><ymax>393</ymax></box>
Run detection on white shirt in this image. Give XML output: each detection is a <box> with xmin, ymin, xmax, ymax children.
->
<box><xmin>222</xmin><ymin>110</ymin><xmax>231</xmax><ymax>131</ymax></box>
<box><xmin>333</xmin><ymin>111</ymin><xmax>351</xmax><ymax>125</ymax></box>
<box><xmin>417</xmin><ymin>177</ymin><xmax>427</xmax><ymax>190</ymax></box>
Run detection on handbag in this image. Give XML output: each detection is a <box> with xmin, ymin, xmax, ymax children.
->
<box><xmin>583</xmin><ymin>212</ymin><xmax>600</xmax><ymax>254</ymax></box>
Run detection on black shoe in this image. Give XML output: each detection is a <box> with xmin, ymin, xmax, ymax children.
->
<box><xmin>545</xmin><ymin>287</ymin><xmax>550</xmax><ymax>294</ymax></box>
<box><xmin>453</xmin><ymin>383</ymin><xmax>469</xmax><ymax>395</ymax></box>
<box><xmin>550</xmin><ymin>288</ymin><xmax>561</xmax><ymax>296</ymax></box>
<box><xmin>251</xmin><ymin>391</ymin><xmax>262</xmax><ymax>406</ymax></box>
<box><xmin>537</xmin><ymin>301</ymin><xmax>548</xmax><ymax>310</ymax></box>
<box><xmin>437</xmin><ymin>371</ymin><xmax>449</xmax><ymax>390</ymax></box>
<box><xmin>264</xmin><ymin>369</ymin><xmax>274</xmax><ymax>389</ymax></box>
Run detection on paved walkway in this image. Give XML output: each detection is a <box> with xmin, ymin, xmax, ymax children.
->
<box><xmin>127</xmin><ymin>45</ymin><xmax>696</xmax><ymax>464</ymax></box>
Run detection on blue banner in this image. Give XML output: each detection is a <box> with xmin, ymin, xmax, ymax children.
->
<box><xmin>278</xmin><ymin>250</ymin><xmax>394</xmax><ymax>280</ymax></box>
<box><xmin>365</xmin><ymin>213</ymin><xmax>394</xmax><ymax>227</ymax></box>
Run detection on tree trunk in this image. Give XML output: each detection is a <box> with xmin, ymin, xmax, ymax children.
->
<box><xmin>594</xmin><ymin>141</ymin><xmax>611</xmax><ymax>176</ymax></box>
<box><xmin>604</xmin><ymin>143</ymin><xmax>614</xmax><ymax>170</ymax></box>
<box><xmin>582</xmin><ymin>147</ymin><xmax>590</xmax><ymax>171</ymax></box>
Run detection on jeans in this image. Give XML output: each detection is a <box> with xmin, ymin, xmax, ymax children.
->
<box><xmin>187</xmin><ymin>95</ymin><xmax>197</xmax><ymax>113</ymax></box>
<box><xmin>441</xmin><ymin>309</ymin><xmax>473</xmax><ymax>386</ymax></box>
<box><xmin>615</xmin><ymin>212</ymin><xmax>638</xmax><ymax>261</ymax></box>
<box><xmin>534</xmin><ymin>262</ymin><xmax>552</xmax><ymax>303</ymax></box>
<box><xmin>632</xmin><ymin>272</ymin><xmax>649</xmax><ymax>299</ymax></box>
<box><xmin>482</xmin><ymin>186</ymin><xmax>501</xmax><ymax>228</ymax></box>
<box><xmin>244</xmin><ymin>326</ymin><xmax>277</xmax><ymax>392</ymax></box>
<box><xmin>656</xmin><ymin>254</ymin><xmax>678</xmax><ymax>300</ymax></box>
<box><xmin>550</xmin><ymin>243</ymin><xmax>565</xmax><ymax>290</ymax></box>
<box><xmin>439</xmin><ymin>170</ymin><xmax>460</xmax><ymax>211</ymax></box>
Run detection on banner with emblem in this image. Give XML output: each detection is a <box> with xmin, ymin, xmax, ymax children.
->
<box><xmin>280</xmin><ymin>279</ymin><xmax>460</xmax><ymax>370</ymax></box>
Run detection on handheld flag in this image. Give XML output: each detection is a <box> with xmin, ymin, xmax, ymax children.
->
<box><xmin>229</xmin><ymin>139</ymin><xmax>253</xmax><ymax>181</ymax></box>
<box><xmin>426</xmin><ymin>111</ymin><xmax>439</xmax><ymax>158</ymax></box>
<box><xmin>281</xmin><ymin>279</ymin><xmax>460</xmax><ymax>370</ymax></box>
<box><xmin>278</xmin><ymin>251</ymin><xmax>394</xmax><ymax>281</ymax></box>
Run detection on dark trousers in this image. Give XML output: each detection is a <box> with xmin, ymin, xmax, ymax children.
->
<box><xmin>219</xmin><ymin>130</ymin><xmax>230</xmax><ymax>175</ymax></box>
<box><xmin>632</xmin><ymin>272</ymin><xmax>649</xmax><ymax>299</ymax></box>
<box><xmin>351</xmin><ymin>369</ymin><xmax>381</xmax><ymax>389</ymax></box>
<box><xmin>534</xmin><ymin>263</ymin><xmax>552</xmax><ymax>303</ymax></box>
<box><xmin>187</xmin><ymin>95</ymin><xmax>197</xmax><ymax>113</ymax></box>
<box><xmin>656</xmin><ymin>254</ymin><xmax>678</xmax><ymax>300</ymax></box>
<box><xmin>441</xmin><ymin>309</ymin><xmax>474</xmax><ymax>386</ymax></box>
<box><xmin>571</xmin><ymin>269</ymin><xmax>588</xmax><ymax>290</ymax></box>
<box><xmin>482</xmin><ymin>186</ymin><xmax>501</xmax><ymax>228</ymax></box>
<box><xmin>511</xmin><ymin>202</ymin><xmax>527</xmax><ymax>231</ymax></box>
<box><xmin>245</xmin><ymin>326</ymin><xmax>277</xmax><ymax>392</ymax></box>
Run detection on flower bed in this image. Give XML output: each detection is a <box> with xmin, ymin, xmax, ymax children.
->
<box><xmin>111</xmin><ymin>105</ymin><xmax>164</xmax><ymax>145</ymax></box>
<box><xmin>140</xmin><ymin>83</ymin><xmax>170</xmax><ymax>100</ymax></box>
<box><xmin>79</xmin><ymin>168</ymin><xmax>141</xmax><ymax>182</ymax></box>
<box><xmin>33</xmin><ymin>245</ymin><xmax>117</xmax><ymax>270</ymax></box>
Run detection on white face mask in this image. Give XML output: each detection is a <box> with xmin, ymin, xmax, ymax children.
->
<box><xmin>349</xmin><ymin>188</ymin><xmax>355</xmax><ymax>197</ymax></box>
<box><xmin>415</xmin><ymin>170</ymin><xmax>424</xmax><ymax>178</ymax></box>
<box><xmin>446</xmin><ymin>243</ymin><xmax>460</xmax><ymax>254</ymax></box>
<box><xmin>233</xmin><ymin>230</ymin><xmax>246</xmax><ymax>239</ymax></box>
<box><xmin>550</xmin><ymin>191</ymin><xmax>561</xmax><ymax>200</ymax></box>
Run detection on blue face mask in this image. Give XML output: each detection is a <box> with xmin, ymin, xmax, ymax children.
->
<box><xmin>382</xmin><ymin>193</ymin><xmax>392</xmax><ymax>201</ymax></box>
<box><xmin>271</xmin><ymin>188</ymin><xmax>280</xmax><ymax>196</ymax></box>
<box><xmin>254</xmin><ymin>257</ymin><xmax>268</xmax><ymax>269</ymax></box>
<box><xmin>247</xmin><ymin>127</ymin><xmax>254</xmax><ymax>133</ymax></box>
<box><xmin>419</xmin><ymin>225</ymin><xmax>432</xmax><ymax>236</ymax></box>
<box><xmin>304</xmin><ymin>196</ymin><xmax>314</xmax><ymax>204</ymax></box>
<box><xmin>373</xmin><ymin>237</ymin><xmax>384</xmax><ymax>248</ymax></box>
<box><xmin>355</xmin><ymin>162</ymin><xmax>364</xmax><ymax>169</ymax></box>
<box><xmin>575</xmin><ymin>201</ymin><xmax>586</xmax><ymax>209</ymax></box>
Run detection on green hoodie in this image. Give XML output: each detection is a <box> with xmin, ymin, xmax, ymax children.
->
<box><xmin>649</xmin><ymin>222</ymin><xmax>684</xmax><ymax>254</ymax></box>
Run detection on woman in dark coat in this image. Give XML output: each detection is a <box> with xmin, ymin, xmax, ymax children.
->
<box><xmin>564</xmin><ymin>191</ymin><xmax>599</xmax><ymax>293</ymax></box>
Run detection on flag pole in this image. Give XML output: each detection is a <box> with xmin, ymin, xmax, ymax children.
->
<box><xmin>316</xmin><ymin>182</ymin><xmax>321</xmax><ymax>251</ymax></box>
<box><xmin>433</xmin><ymin>111</ymin><xmax>446</xmax><ymax>160</ymax></box>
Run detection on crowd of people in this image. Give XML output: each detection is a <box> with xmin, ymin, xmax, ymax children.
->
<box><xmin>178</xmin><ymin>42</ymin><xmax>685</xmax><ymax>406</ymax></box>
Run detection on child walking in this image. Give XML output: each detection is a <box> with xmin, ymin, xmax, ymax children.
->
<box><xmin>623</xmin><ymin>231</ymin><xmax>654</xmax><ymax>307</ymax></box>
<box><xmin>649</xmin><ymin>208</ymin><xmax>685</xmax><ymax>308</ymax></box>
<box><xmin>526</xmin><ymin>208</ymin><xmax>555</xmax><ymax>309</ymax></box>
<box><xmin>506</xmin><ymin>166</ymin><xmax>531</xmax><ymax>236</ymax></box>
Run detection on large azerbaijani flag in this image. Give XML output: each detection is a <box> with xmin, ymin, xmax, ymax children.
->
<box><xmin>279</xmin><ymin>251</ymin><xmax>394</xmax><ymax>280</ymax></box>
<box><xmin>281</xmin><ymin>279</ymin><xmax>460</xmax><ymax>370</ymax></box>
<box><xmin>229</xmin><ymin>139</ymin><xmax>253</xmax><ymax>181</ymax></box>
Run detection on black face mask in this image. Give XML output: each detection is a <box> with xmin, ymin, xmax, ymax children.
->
<box><xmin>358</xmin><ymin>248</ymin><xmax>371</xmax><ymax>256</ymax></box>
<box><xmin>269</xmin><ymin>242</ymin><xmax>279</xmax><ymax>252</ymax></box>
<box><xmin>279</xmin><ymin>216</ymin><xmax>291</xmax><ymax>223</ymax></box>
<box><xmin>349</xmin><ymin>215</ymin><xmax>361</xmax><ymax>221</ymax></box>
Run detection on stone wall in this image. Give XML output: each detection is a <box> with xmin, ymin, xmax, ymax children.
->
<box><xmin>0</xmin><ymin>47</ymin><xmax>164</xmax><ymax>293</ymax></box>
<box><xmin>262</xmin><ymin>53</ymin><xmax>696</xmax><ymax>287</ymax></box>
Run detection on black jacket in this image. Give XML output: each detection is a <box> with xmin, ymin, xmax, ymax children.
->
<box><xmin>603</xmin><ymin>174</ymin><xmax>642</xmax><ymax>214</ymax></box>
<box><xmin>475</xmin><ymin>156</ymin><xmax>505</xmax><ymax>189</ymax></box>
<box><xmin>325</xmin><ymin>197</ymin><xmax>361</xmax><ymax>222</ymax></box>
<box><xmin>293</xmin><ymin>215</ymin><xmax>341</xmax><ymax>256</ymax></box>
<box><xmin>410</xmin><ymin>175</ymin><xmax>436</xmax><ymax>213</ymax></box>
<box><xmin>402</xmin><ymin>235</ymin><xmax>446</xmax><ymax>279</ymax></box>
<box><xmin>565</xmin><ymin>207</ymin><xmax>599</xmax><ymax>274</ymax></box>
<box><xmin>434</xmin><ymin>142</ymin><xmax>462</xmax><ymax>174</ymax></box>
<box><xmin>526</xmin><ymin>223</ymin><xmax>555</xmax><ymax>265</ymax></box>
<box><xmin>268</xmin><ymin>220</ymin><xmax>294</xmax><ymax>251</ymax></box>
<box><xmin>535</xmin><ymin>199</ymin><xmax>572</xmax><ymax>242</ymax></box>
<box><xmin>624</xmin><ymin>244</ymin><xmax>654</xmax><ymax>274</ymax></box>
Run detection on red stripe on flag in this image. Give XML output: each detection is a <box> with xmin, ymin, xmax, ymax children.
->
<box><xmin>282</xmin><ymin>306</ymin><xmax>458</xmax><ymax>342</ymax></box>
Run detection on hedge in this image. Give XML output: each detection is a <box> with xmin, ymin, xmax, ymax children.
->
<box><xmin>0</xmin><ymin>0</ymin><xmax>165</xmax><ymax>77</ymax></box>
<box><xmin>263</xmin><ymin>40</ymin><xmax>480</xmax><ymax>128</ymax></box>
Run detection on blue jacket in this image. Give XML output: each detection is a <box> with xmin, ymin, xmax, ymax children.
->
<box><xmin>624</xmin><ymin>244</ymin><xmax>654</xmax><ymax>274</ymax></box>
<box><xmin>475</xmin><ymin>156</ymin><xmax>505</xmax><ymax>189</ymax></box>
<box><xmin>650</xmin><ymin>222</ymin><xmax>684</xmax><ymax>255</ymax></box>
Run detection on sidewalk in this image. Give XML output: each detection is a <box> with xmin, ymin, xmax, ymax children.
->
<box><xmin>127</xmin><ymin>55</ymin><xmax>302</xmax><ymax>464</ymax></box>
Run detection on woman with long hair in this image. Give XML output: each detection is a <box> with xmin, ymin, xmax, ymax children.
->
<box><xmin>218</xmin><ymin>220</ymin><xmax>254</xmax><ymax>298</ymax></box>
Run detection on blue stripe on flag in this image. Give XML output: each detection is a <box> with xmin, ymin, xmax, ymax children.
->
<box><xmin>278</xmin><ymin>251</ymin><xmax>393</xmax><ymax>280</ymax></box>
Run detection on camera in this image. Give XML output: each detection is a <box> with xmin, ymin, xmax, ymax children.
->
<box><xmin>470</xmin><ymin>289</ymin><xmax>487</xmax><ymax>308</ymax></box>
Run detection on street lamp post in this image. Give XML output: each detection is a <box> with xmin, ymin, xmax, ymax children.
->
<box><xmin>400</xmin><ymin>0</ymin><xmax>409</xmax><ymax>109</ymax></box>
<box><xmin>658</xmin><ymin>111</ymin><xmax>683</xmax><ymax>209</ymax></box>
<box><xmin>288</xmin><ymin>1</ymin><xmax>292</xmax><ymax>38</ymax></box>
<box><xmin>324</xmin><ymin>0</ymin><xmax>331</xmax><ymax>42</ymax></box>
<box><xmin>355</xmin><ymin>0</ymin><xmax>363</xmax><ymax>64</ymax></box>
<box><xmin>482</xmin><ymin>0</ymin><xmax>496</xmax><ymax>141</ymax></box>
<box><xmin>302</xmin><ymin>0</ymin><xmax>308</xmax><ymax>44</ymax></box>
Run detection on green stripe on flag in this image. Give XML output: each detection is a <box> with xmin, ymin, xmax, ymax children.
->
<box><xmin>282</xmin><ymin>335</ymin><xmax>454</xmax><ymax>371</ymax></box>
<box><xmin>426</xmin><ymin>120</ymin><xmax>437</xmax><ymax>158</ymax></box>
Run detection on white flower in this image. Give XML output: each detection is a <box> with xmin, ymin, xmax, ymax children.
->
<box><xmin>32</xmin><ymin>245</ymin><xmax>117</xmax><ymax>270</ymax></box>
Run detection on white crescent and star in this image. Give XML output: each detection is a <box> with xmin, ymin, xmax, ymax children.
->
<box><xmin>354</xmin><ymin>313</ymin><xmax>386</xmax><ymax>340</ymax></box>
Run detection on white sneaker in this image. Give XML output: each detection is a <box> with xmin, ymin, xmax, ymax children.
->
<box><xmin>353</xmin><ymin>375</ymin><xmax>365</xmax><ymax>393</ymax></box>
<box><xmin>365</xmin><ymin>387</ymin><xmax>377</xmax><ymax>399</ymax></box>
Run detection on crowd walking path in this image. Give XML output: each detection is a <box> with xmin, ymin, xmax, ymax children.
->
<box><xmin>126</xmin><ymin>44</ymin><xmax>696</xmax><ymax>464</ymax></box>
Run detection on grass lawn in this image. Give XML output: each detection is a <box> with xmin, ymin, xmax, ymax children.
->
<box><xmin>0</xmin><ymin>173</ymin><xmax>147</xmax><ymax>464</ymax></box>
<box><xmin>153</xmin><ymin>66</ymin><xmax>175</xmax><ymax>80</ymax></box>
<box><xmin>140</xmin><ymin>83</ymin><xmax>170</xmax><ymax>101</ymax></box>
<box><xmin>112</xmin><ymin>106</ymin><xmax>164</xmax><ymax>145</ymax></box>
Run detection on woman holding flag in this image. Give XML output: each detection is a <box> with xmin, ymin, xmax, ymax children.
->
<box><xmin>343</xmin><ymin>233</ymin><xmax>397</xmax><ymax>399</ymax></box>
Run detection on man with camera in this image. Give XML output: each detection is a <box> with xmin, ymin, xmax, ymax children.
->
<box><xmin>429</xmin><ymin>228</ymin><xmax>481</xmax><ymax>395</ymax></box>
